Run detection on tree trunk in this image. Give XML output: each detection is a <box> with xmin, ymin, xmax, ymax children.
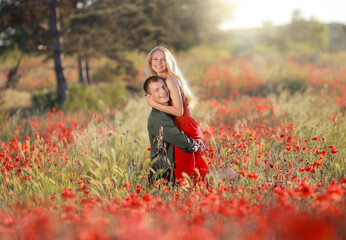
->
<box><xmin>78</xmin><ymin>54</ymin><xmax>85</xmax><ymax>84</ymax></box>
<box><xmin>85</xmin><ymin>59</ymin><xmax>91</xmax><ymax>84</ymax></box>
<box><xmin>50</xmin><ymin>0</ymin><xmax>67</xmax><ymax>105</ymax></box>
<box><xmin>5</xmin><ymin>51</ymin><xmax>23</xmax><ymax>89</ymax></box>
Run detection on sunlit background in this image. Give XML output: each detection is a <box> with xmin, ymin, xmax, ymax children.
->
<box><xmin>220</xmin><ymin>0</ymin><xmax>346</xmax><ymax>30</ymax></box>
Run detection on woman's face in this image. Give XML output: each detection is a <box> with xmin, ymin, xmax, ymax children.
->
<box><xmin>151</xmin><ymin>50</ymin><xmax>167</xmax><ymax>75</ymax></box>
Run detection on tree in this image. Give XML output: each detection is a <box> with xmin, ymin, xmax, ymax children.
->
<box><xmin>0</xmin><ymin>0</ymin><xmax>88</xmax><ymax>104</ymax></box>
<box><xmin>256</xmin><ymin>9</ymin><xmax>329</xmax><ymax>53</ymax></box>
<box><xmin>1</xmin><ymin>0</ymin><xmax>235</xmax><ymax>106</ymax></box>
<box><xmin>281</xmin><ymin>9</ymin><xmax>329</xmax><ymax>52</ymax></box>
<box><xmin>64</xmin><ymin>0</ymin><xmax>164</xmax><ymax>83</ymax></box>
<box><xmin>327</xmin><ymin>23</ymin><xmax>346</xmax><ymax>52</ymax></box>
<box><xmin>49</xmin><ymin>0</ymin><xmax>67</xmax><ymax>104</ymax></box>
<box><xmin>0</xmin><ymin>0</ymin><xmax>50</xmax><ymax>88</ymax></box>
<box><xmin>142</xmin><ymin>0</ymin><xmax>234</xmax><ymax>50</ymax></box>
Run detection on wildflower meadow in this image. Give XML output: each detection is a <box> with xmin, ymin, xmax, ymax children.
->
<box><xmin>0</xmin><ymin>52</ymin><xmax>345</xmax><ymax>239</ymax></box>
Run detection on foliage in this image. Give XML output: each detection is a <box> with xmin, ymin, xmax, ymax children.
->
<box><xmin>154</xmin><ymin>0</ymin><xmax>235</xmax><ymax>49</ymax></box>
<box><xmin>284</xmin><ymin>10</ymin><xmax>329</xmax><ymax>51</ymax></box>
<box><xmin>256</xmin><ymin>10</ymin><xmax>330</xmax><ymax>53</ymax></box>
<box><xmin>179</xmin><ymin>44</ymin><xmax>232</xmax><ymax>85</ymax></box>
<box><xmin>92</xmin><ymin>63</ymin><xmax>123</xmax><ymax>84</ymax></box>
<box><xmin>30</xmin><ymin>83</ymin><xmax>128</xmax><ymax>113</ymax></box>
<box><xmin>63</xmin><ymin>83</ymin><xmax>128</xmax><ymax>112</ymax></box>
<box><xmin>225</xmin><ymin>12</ymin><xmax>343</xmax><ymax>57</ymax></box>
<box><xmin>96</xmin><ymin>83</ymin><xmax>128</xmax><ymax>107</ymax></box>
<box><xmin>328</xmin><ymin>23</ymin><xmax>346</xmax><ymax>52</ymax></box>
<box><xmin>31</xmin><ymin>88</ymin><xmax>59</xmax><ymax>111</ymax></box>
<box><xmin>63</xmin><ymin>84</ymin><xmax>99</xmax><ymax>111</ymax></box>
<box><xmin>0</xmin><ymin>0</ymin><xmax>49</xmax><ymax>53</ymax></box>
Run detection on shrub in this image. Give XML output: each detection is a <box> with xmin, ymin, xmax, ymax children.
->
<box><xmin>64</xmin><ymin>84</ymin><xmax>99</xmax><ymax>111</ymax></box>
<box><xmin>97</xmin><ymin>83</ymin><xmax>128</xmax><ymax>107</ymax></box>
<box><xmin>31</xmin><ymin>88</ymin><xmax>59</xmax><ymax>111</ymax></box>
<box><xmin>64</xmin><ymin>82</ymin><xmax>129</xmax><ymax>112</ymax></box>
<box><xmin>93</xmin><ymin>63</ymin><xmax>123</xmax><ymax>84</ymax></box>
<box><xmin>32</xmin><ymin>81</ymin><xmax>129</xmax><ymax>112</ymax></box>
<box><xmin>282</xmin><ymin>77</ymin><xmax>308</xmax><ymax>94</ymax></box>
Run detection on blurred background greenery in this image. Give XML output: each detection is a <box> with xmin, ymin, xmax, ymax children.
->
<box><xmin>0</xmin><ymin>0</ymin><xmax>345</xmax><ymax>113</ymax></box>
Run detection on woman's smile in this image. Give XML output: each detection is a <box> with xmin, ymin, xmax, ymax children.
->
<box><xmin>151</xmin><ymin>50</ymin><xmax>167</xmax><ymax>74</ymax></box>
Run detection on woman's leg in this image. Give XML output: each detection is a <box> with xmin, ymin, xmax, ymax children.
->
<box><xmin>210</xmin><ymin>168</ymin><xmax>240</xmax><ymax>181</ymax></box>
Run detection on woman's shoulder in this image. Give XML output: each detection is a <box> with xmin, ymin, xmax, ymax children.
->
<box><xmin>165</xmin><ymin>76</ymin><xmax>183</xmax><ymax>94</ymax></box>
<box><xmin>165</xmin><ymin>75</ymin><xmax>179</xmax><ymax>84</ymax></box>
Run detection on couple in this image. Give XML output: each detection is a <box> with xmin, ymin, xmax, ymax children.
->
<box><xmin>144</xmin><ymin>46</ymin><xmax>239</xmax><ymax>185</ymax></box>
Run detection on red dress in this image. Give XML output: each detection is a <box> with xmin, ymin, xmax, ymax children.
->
<box><xmin>174</xmin><ymin>101</ymin><xmax>209</xmax><ymax>181</ymax></box>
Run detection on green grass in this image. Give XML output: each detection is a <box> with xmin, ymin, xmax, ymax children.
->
<box><xmin>0</xmin><ymin>47</ymin><xmax>345</xmax><ymax>208</ymax></box>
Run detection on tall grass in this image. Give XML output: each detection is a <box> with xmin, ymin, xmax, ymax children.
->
<box><xmin>0</xmin><ymin>47</ymin><xmax>345</xmax><ymax>239</ymax></box>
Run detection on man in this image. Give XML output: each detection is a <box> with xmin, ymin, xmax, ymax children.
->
<box><xmin>143</xmin><ymin>76</ymin><xmax>202</xmax><ymax>185</ymax></box>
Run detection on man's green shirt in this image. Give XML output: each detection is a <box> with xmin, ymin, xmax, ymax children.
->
<box><xmin>147</xmin><ymin>108</ymin><xmax>198</xmax><ymax>171</ymax></box>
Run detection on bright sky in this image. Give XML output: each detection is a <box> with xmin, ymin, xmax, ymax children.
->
<box><xmin>219</xmin><ymin>0</ymin><xmax>346</xmax><ymax>30</ymax></box>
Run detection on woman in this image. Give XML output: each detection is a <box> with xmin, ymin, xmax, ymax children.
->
<box><xmin>145</xmin><ymin>46</ymin><xmax>238</xmax><ymax>182</ymax></box>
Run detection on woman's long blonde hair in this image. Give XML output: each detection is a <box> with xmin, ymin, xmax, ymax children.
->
<box><xmin>145</xmin><ymin>46</ymin><xmax>195</xmax><ymax>108</ymax></box>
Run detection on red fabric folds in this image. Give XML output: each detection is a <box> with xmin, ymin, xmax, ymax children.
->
<box><xmin>174</xmin><ymin>101</ymin><xmax>209</xmax><ymax>181</ymax></box>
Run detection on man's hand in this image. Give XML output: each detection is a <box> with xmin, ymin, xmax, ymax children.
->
<box><xmin>197</xmin><ymin>139</ymin><xmax>205</xmax><ymax>152</ymax></box>
<box><xmin>180</xmin><ymin>144</ymin><xmax>199</xmax><ymax>153</ymax></box>
<box><xmin>179</xmin><ymin>139</ymin><xmax>205</xmax><ymax>153</ymax></box>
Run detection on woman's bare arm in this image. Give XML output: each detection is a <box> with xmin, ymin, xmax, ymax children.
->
<box><xmin>146</xmin><ymin>77</ymin><xmax>184</xmax><ymax>117</ymax></box>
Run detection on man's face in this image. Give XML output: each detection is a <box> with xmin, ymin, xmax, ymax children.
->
<box><xmin>148</xmin><ymin>80</ymin><xmax>170</xmax><ymax>105</ymax></box>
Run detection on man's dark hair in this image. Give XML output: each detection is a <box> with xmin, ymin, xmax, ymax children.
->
<box><xmin>143</xmin><ymin>76</ymin><xmax>166</xmax><ymax>94</ymax></box>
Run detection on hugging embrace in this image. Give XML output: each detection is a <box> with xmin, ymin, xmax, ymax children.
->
<box><xmin>144</xmin><ymin>46</ymin><xmax>239</xmax><ymax>185</ymax></box>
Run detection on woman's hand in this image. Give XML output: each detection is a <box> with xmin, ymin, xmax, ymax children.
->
<box><xmin>197</xmin><ymin>139</ymin><xmax>206</xmax><ymax>152</ymax></box>
<box><xmin>146</xmin><ymin>94</ymin><xmax>156</xmax><ymax>107</ymax></box>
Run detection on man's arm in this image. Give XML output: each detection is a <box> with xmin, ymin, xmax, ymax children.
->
<box><xmin>156</xmin><ymin>113</ymin><xmax>200</xmax><ymax>152</ymax></box>
<box><xmin>180</xmin><ymin>144</ymin><xmax>200</xmax><ymax>153</ymax></box>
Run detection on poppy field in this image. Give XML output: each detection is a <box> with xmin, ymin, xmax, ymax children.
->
<box><xmin>0</xmin><ymin>55</ymin><xmax>345</xmax><ymax>239</ymax></box>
